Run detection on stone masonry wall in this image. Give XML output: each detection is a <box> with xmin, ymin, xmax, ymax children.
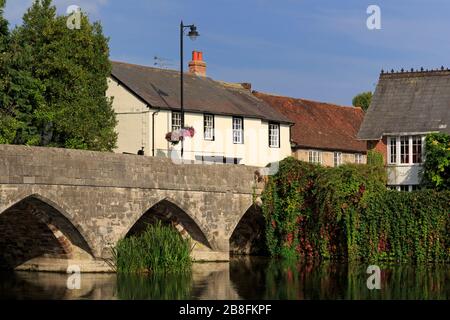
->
<box><xmin>0</xmin><ymin>145</ymin><xmax>264</xmax><ymax>263</ymax></box>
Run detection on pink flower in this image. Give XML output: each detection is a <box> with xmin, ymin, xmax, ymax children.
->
<box><xmin>165</xmin><ymin>126</ymin><xmax>195</xmax><ymax>145</ymax></box>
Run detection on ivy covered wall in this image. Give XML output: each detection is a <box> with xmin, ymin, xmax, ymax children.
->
<box><xmin>262</xmin><ymin>157</ymin><xmax>450</xmax><ymax>263</ymax></box>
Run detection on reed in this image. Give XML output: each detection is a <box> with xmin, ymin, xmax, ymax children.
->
<box><xmin>112</xmin><ymin>221</ymin><xmax>192</xmax><ymax>274</ymax></box>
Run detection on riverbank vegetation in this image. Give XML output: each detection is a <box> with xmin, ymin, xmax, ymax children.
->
<box><xmin>262</xmin><ymin>157</ymin><xmax>450</xmax><ymax>263</ymax></box>
<box><xmin>112</xmin><ymin>222</ymin><xmax>192</xmax><ymax>274</ymax></box>
<box><xmin>421</xmin><ymin>133</ymin><xmax>450</xmax><ymax>190</ymax></box>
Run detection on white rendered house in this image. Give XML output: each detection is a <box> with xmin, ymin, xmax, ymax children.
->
<box><xmin>107</xmin><ymin>51</ymin><xmax>292</xmax><ymax>167</ymax></box>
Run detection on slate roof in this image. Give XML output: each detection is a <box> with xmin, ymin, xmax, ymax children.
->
<box><xmin>358</xmin><ymin>70</ymin><xmax>450</xmax><ymax>140</ymax></box>
<box><xmin>254</xmin><ymin>92</ymin><xmax>367</xmax><ymax>153</ymax></box>
<box><xmin>110</xmin><ymin>61</ymin><xmax>292</xmax><ymax>124</ymax></box>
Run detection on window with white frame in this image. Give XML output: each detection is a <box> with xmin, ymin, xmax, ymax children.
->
<box><xmin>387</xmin><ymin>135</ymin><xmax>424</xmax><ymax>165</ymax></box>
<box><xmin>334</xmin><ymin>152</ymin><xmax>342</xmax><ymax>167</ymax></box>
<box><xmin>387</xmin><ymin>185</ymin><xmax>419</xmax><ymax>192</ymax></box>
<box><xmin>171</xmin><ymin>111</ymin><xmax>181</xmax><ymax>131</ymax></box>
<box><xmin>389</xmin><ymin>137</ymin><xmax>397</xmax><ymax>164</ymax></box>
<box><xmin>412</xmin><ymin>136</ymin><xmax>422</xmax><ymax>164</ymax></box>
<box><xmin>204</xmin><ymin>114</ymin><xmax>214</xmax><ymax>140</ymax></box>
<box><xmin>232</xmin><ymin>117</ymin><xmax>243</xmax><ymax>144</ymax></box>
<box><xmin>308</xmin><ymin>150</ymin><xmax>322</xmax><ymax>164</ymax></box>
<box><xmin>355</xmin><ymin>153</ymin><xmax>363</xmax><ymax>164</ymax></box>
<box><xmin>269</xmin><ymin>123</ymin><xmax>280</xmax><ymax>148</ymax></box>
<box><xmin>400</xmin><ymin>136</ymin><xmax>410</xmax><ymax>164</ymax></box>
<box><xmin>399</xmin><ymin>185</ymin><xmax>410</xmax><ymax>192</ymax></box>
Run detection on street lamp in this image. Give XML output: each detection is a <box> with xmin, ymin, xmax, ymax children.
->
<box><xmin>180</xmin><ymin>21</ymin><xmax>199</xmax><ymax>158</ymax></box>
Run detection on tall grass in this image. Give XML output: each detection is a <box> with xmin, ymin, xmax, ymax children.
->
<box><xmin>112</xmin><ymin>221</ymin><xmax>192</xmax><ymax>274</ymax></box>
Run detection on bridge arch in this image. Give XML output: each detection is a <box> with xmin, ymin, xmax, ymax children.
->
<box><xmin>230</xmin><ymin>204</ymin><xmax>267</xmax><ymax>255</ymax></box>
<box><xmin>0</xmin><ymin>194</ymin><xmax>94</xmax><ymax>269</ymax></box>
<box><xmin>123</xmin><ymin>197</ymin><xmax>213</xmax><ymax>250</ymax></box>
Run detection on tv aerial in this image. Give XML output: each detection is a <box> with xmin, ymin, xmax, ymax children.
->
<box><xmin>153</xmin><ymin>56</ymin><xmax>174</xmax><ymax>69</ymax></box>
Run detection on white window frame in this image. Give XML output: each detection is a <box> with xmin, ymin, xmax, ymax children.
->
<box><xmin>388</xmin><ymin>185</ymin><xmax>419</xmax><ymax>192</ymax></box>
<box><xmin>204</xmin><ymin>114</ymin><xmax>214</xmax><ymax>141</ymax></box>
<box><xmin>400</xmin><ymin>136</ymin><xmax>410</xmax><ymax>164</ymax></box>
<box><xmin>355</xmin><ymin>153</ymin><xmax>363</xmax><ymax>164</ymax></box>
<box><xmin>388</xmin><ymin>137</ymin><xmax>397</xmax><ymax>164</ymax></box>
<box><xmin>269</xmin><ymin>123</ymin><xmax>280</xmax><ymax>148</ymax></box>
<box><xmin>308</xmin><ymin>150</ymin><xmax>322</xmax><ymax>165</ymax></box>
<box><xmin>412</xmin><ymin>135</ymin><xmax>423</xmax><ymax>164</ymax></box>
<box><xmin>232</xmin><ymin>117</ymin><xmax>243</xmax><ymax>144</ymax></box>
<box><xmin>387</xmin><ymin>135</ymin><xmax>425</xmax><ymax>165</ymax></box>
<box><xmin>171</xmin><ymin>111</ymin><xmax>182</xmax><ymax>131</ymax></box>
<box><xmin>334</xmin><ymin>152</ymin><xmax>342</xmax><ymax>167</ymax></box>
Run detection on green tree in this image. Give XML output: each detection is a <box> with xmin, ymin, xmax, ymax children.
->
<box><xmin>0</xmin><ymin>0</ymin><xmax>11</xmax><ymax>143</ymax></box>
<box><xmin>352</xmin><ymin>91</ymin><xmax>372</xmax><ymax>112</ymax></box>
<box><xmin>421</xmin><ymin>133</ymin><xmax>450</xmax><ymax>190</ymax></box>
<box><xmin>1</xmin><ymin>0</ymin><xmax>117</xmax><ymax>150</ymax></box>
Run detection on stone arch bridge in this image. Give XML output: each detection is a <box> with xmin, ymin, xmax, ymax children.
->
<box><xmin>0</xmin><ymin>145</ymin><xmax>266</xmax><ymax>272</ymax></box>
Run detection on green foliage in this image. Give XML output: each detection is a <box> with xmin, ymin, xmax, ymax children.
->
<box><xmin>421</xmin><ymin>133</ymin><xmax>450</xmax><ymax>190</ymax></box>
<box><xmin>261</xmin><ymin>157</ymin><xmax>319</xmax><ymax>259</ymax></box>
<box><xmin>0</xmin><ymin>0</ymin><xmax>117</xmax><ymax>150</ymax></box>
<box><xmin>262</xmin><ymin>157</ymin><xmax>450</xmax><ymax>263</ymax></box>
<box><xmin>352</xmin><ymin>91</ymin><xmax>373</xmax><ymax>112</ymax></box>
<box><xmin>112</xmin><ymin>221</ymin><xmax>192</xmax><ymax>274</ymax></box>
<box><xmin>367</xmin><ymin>150</ymin><xmax>384</xmax><ymax>167</ymax></box>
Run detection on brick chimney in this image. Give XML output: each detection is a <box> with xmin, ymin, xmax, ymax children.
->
<box><xmin>188</xmin><ymin>51</ymin><xmax>206</xmax><ymax>77</ymax></box>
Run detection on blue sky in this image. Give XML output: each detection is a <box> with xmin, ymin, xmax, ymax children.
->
<box><xmin>4</xmin><ymin>0</ymin><xmax>450</xmax><ymax>105</ymax></box>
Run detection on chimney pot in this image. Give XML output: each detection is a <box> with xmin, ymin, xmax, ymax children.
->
<box><xmin>189</xmin><ymin>50</ymin><xmax>206</xmax><ymax>77</ymax></box>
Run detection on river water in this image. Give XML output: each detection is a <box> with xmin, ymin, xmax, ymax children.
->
<box><xmin>0</xmin><ymin>257</ymin><xmax>448</xmax><ymax>300</ymax></box>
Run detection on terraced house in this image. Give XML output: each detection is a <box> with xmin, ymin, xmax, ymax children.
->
<box><xmin>358</xmin><ymin>68</ymin><xmax>450</xmax><ymax>191</ymax></box>
<box><xmin>107</xmin><ymin>51</ymin><xmax>292</xmax><ymax>167</ymax></box>
<box><xmin>254</xmin><ymin>92</ymin><xmax>367</xmax><ymax>166</ymax></box>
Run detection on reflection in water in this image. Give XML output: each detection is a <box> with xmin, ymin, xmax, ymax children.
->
<box><xmin>0</xmin><ymin>258</ymin><xmax>448</xmax><ymax>300</ymax></box>
<box><xmin>230</xmin><ymin>257</ymin><xmax>450</xmax><ymax>300</ymax></box>
<box><xmin>0</xmin><ymin>271</ymin><xmax>117</xmax><ymax>300</ymax></box>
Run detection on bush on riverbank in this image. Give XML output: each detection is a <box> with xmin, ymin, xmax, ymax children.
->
<box><xmin>112</xmin><ymin>221</ymin><xmax>192</xmax><ymax>273</ymax></box>
<box><xmin>262</xmin><ymin>157</ymin><xmax>450</xmax><ymax>263</ymax></box>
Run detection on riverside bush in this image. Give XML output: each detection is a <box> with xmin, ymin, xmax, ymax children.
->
<box><xmin>262</xmin><ymin>157</ymin><xmax>450</xmax><ymax>263</ymax></box>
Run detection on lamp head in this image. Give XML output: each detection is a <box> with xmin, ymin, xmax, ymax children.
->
<box><xmin>188</xmin><ymin>25</ymin><xmax>199</xmax><ymax>41</ymax></box>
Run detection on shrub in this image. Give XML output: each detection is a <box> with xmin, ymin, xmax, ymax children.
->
<box><xmin>112</xmin><ymin>221</ymin><xmax>192</xmax><ymax>274</ymax></box>
<box><xmin>262</xmin><ymin>157</ymin><xmax>450</xmax><ymax>263</ymax></box>
<box><xmin>367</xmin><ymin>150</ymin><xmax>384</xmax><ymax>167</ymax></box>
<box><xmin>421</xmin><ymin>133</ymin><xmax>450</xmax><ymax>190</ymax></box>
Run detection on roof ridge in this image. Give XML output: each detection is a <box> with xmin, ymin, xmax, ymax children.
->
<box><xmin>111</xmin><ymin>60</ymin><xmax>178</xmax><ymax>73</ymax></box>
<box><xmin>253</xmin><ymin>91</ymin><xmax>358</xmax><ymax>110</ymax></box>
<box><xmin>380</xmin><ymin>67</ymin><xmax>450</xmax><ymax>78</ymax></box>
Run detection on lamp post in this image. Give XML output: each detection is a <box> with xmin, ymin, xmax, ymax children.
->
<box><xmin>180</xmin><ymin>21</ymin><xmax>199</xmax><ymax>158</ymax></box>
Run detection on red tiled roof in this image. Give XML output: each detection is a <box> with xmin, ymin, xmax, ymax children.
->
<box><xmin>254</xmin><ymin>92</ymin><xmax>367</xmax><ymax>153</ymax></box>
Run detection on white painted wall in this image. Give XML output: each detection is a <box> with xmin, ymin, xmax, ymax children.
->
<box><xmin>387</xmin><ymin>165</ymin><xmax>422</xmax><ymax>185</ymax></box>
<box><xmin>385</xmin><ymin>135</ymin><xmax>426</xmax><ymax>186</ymax></box>
<box><xmin>107</xmin><ymin>77</ymin><xmax>292</xmax><ymax>167</ymax></box>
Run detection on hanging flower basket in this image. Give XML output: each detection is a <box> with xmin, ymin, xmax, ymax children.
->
<box><xmin>165</xmin><ymin>127</ymin><xmax>195</xmax><ymax>145</ymax></box>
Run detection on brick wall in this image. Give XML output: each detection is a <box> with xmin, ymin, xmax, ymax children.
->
<box><xmin>367</xmin><ymin>137</ymin><xmax>387</xmax><ymax>165</ymax></box>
